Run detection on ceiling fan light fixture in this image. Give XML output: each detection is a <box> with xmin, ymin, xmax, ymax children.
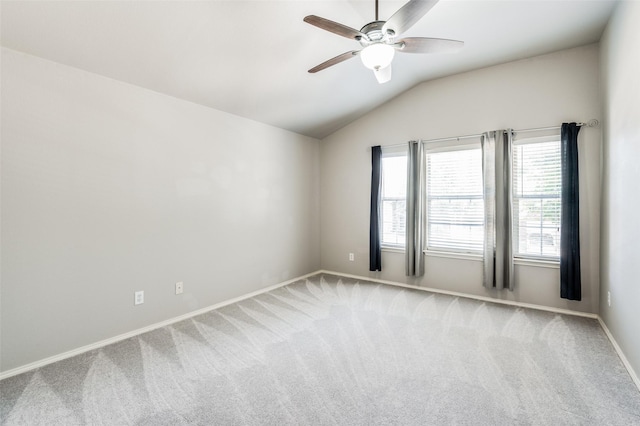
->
<box><xmin>360</xmin><ymin>43</ymin><xmax>395</xmax><ymax>71</ymax></box>
<box><xmin>373</xmin><ymin>65</ymin><xmax>392</xmax><ymax>84</ymax></box>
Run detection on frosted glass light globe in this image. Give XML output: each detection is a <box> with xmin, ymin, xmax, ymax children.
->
<box><xmin>360</xmin><ymin>43</ymin><xmax>395</xmax><ymax>70</ymax></box>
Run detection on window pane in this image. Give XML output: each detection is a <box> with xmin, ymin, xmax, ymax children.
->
<box><xmin>428</xmin><ymin>150</ymin><xmax>483</xmax><ymax>196</ymax></box>
<box><xmin>382</xmin><ymin>200</ymin><xmax>406</xmax><ymax>246</ymax></box>
<box><xmin>426</xmin><ymin>148</ymin><xmax>483</xmax><ymax>253</ymax></box>
<box><xmin>382</xmin><ymin>156</ymin><xmax>407</xmax><ymax>198</ymax></box>
<box><xmin>381</xmin><ymin>153</ymin><xmax>407</xmax><ymax>247</ymax></box>
<box><xmin>513</xmin><ymin>140</ymin><xmax>561</xmax><ymax>259</ymax></box>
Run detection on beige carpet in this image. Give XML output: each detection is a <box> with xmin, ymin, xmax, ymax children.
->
<box><xmin>1</xmin><ymin>273</ymin><xmax>639</xmax><ymax>425</ymax></box>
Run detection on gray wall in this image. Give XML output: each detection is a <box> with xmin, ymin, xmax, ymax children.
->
<box><xmin>599</xmin><ymin>1</ymin><xmax>640</xmax><ymax>380</ymax></box>
<box><xmin>0</xmin><ymin>49</ymin><xmax>321</xmax><ymax>372</ymax></box>
<box><xmin>320</xmin><ymin>44</ymin><xmax>602</xmax><ymax>314</ymax></box>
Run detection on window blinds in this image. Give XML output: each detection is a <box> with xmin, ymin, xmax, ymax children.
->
<box><xmin>512</xmin><ymin>140</ymin><xmax>562</xmax><ymax>258</ymax></box>
<box><xmin>426</xmin><ymin>148</ymin><xmax>484</xmax><ymax>253</ymax></box>
<box><xmin>381</xmin><ymin>151</ymin><xmax>407</xmax><ymax>246</ymax></box>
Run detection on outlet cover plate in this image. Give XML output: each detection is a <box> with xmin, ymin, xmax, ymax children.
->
<box><xmin>134</xmin><ymin>291</ymin><xmax>144</xmax><ymax>305</ymax></box>
<box><xmin>176</xmin><ymin>282</ymin><xmax>184</xmax><ymax>295</ymax></box>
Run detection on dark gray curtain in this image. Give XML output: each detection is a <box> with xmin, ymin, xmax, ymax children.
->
<box><xmin>370</xmin><ymin>145</ymin><xmax>382</xmax><ymax>271</ymax></box>
<box><xmin>406</xmin><ymin>141</ymin><xmax>425</xmax><ymax>277</ymax></box>
<box><xmin>481</xmin><ymin>130</ymin><xmax>514</xmax><ymax>290</ymax></box>
<box><xmin>560</xmin><ymin>123</ymin><xmax>581</xmax><ymax>300</ymax></box>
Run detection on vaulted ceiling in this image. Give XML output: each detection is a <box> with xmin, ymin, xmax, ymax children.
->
<box><xmin>1</xmin><ymin>0</ymin><xmax>618</xmax><ymax>139</ymax></box>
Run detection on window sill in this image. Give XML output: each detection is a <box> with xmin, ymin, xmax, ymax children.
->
<box><xmin>423</xmin><ymin>250</ymin><xmax>483</xmax><ymax>262</ymax></box>
<box><xmin>420</xmin><ymin>250</ymin><xmax>560</xmax><ymax>269</ymax></box>
<box><xmin>513</xmin><ymin>257</ymin><xmax>560</xmax><ymax>269</ymax></box>
<box><xmin>384</xmin><ymin>251</ymin><xmax>559</xmax><ymax>268</ymax></box>
<box><xmin>382</xmin><ymin>246</ymin><xmax>405</xmax><ymax>254</ymax></box>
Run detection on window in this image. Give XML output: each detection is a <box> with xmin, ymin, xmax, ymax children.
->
<box><xmin>426</xmin><ymin>145</ymin><xmax>484</xmax><ymax>253</ymax></box>
<box><xmin>376</xmin><ymin>134</ymin><xmax>561</xmax><ymax>261</ymax></box>
<box><xmin>512</xmin><ymin>137</ymin><xmax>561</xmax><ymax>259</ymax></box>
<box><xmin>381</xmin><ymin>148</ymin><xmax>407</xmax><ymax>247</ymax></box>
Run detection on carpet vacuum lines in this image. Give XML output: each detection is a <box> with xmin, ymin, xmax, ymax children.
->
<box><xmin>1</xmin><ymin>273</ymin><xmax>640</xmax><ymax>425</ymax></box>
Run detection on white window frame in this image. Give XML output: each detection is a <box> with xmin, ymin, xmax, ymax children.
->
<box><xmin>424</xmin><ymin>140</ymin><xmax>484</xmax><ymax>256</ymax></box>
<box><xmin>380</xmin><ymin>145</ymin><xmax>408</xmax><ymax>250</ymax></box>
<box><xmin>512</xmin><ymin>134</ymin><xmax>562</xmax><ymax>263</ymax></box>
<box><xmin>375</xmin><ymin>134</ymin><xmax>562</xmax><ymax>267</ymax></box>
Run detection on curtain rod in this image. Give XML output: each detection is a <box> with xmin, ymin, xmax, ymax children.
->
<box><xmin>377</xmin><ymin>133</ymin><xmax>482</xmax><ymax>149</ymax></box>
<box><xmin>515</xmin><ymin>119</ymin><xmax>599</xmax><ymax>135</ymax></box>
<box><xmin>374</xmin><ymin>119</ymin><xmax>599</xmax><ymax>149</ymax></box>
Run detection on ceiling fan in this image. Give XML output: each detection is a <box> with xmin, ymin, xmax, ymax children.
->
<box><xmin>304</xmin><ymin>0</ymin><xmax>463</xmax><ymax>83</ymax></box>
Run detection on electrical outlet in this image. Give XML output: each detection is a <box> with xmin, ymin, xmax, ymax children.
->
<box><xmin>607</xmin><ymin>291</ymin><xmax>611</xmax><ymax>307</ymax></box>
<box><xmin>349</xmin><ymin>253</ymin><xmax>355</xmax><ymax>261</ymax></box>
<box><xmin>175</xmin><ymin>281</ymin><xmax>184</xmax><ymax>295</ymax></box>
<box><xmin>134</xmin><ymin>291</ymin><xmax>144</xmax><ymax>305</ymax></box>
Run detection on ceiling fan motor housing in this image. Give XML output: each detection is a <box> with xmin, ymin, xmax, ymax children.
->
<box><xmin>358</xmin><ymin>21</ymin><xmax>394</xmax><ymax>46</ymax></box>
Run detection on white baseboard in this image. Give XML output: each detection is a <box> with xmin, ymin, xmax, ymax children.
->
<box><xmin>318</xmin><ymin>269</ymin><xmax>598</xmax><ymax>319</ymax></box>
<box><xmin>597</xmin><ymin>317</ymin><xmax>640</xmax><ymax>393</ymax></box>
<box><xmin>0</xmin><ymin>270</ymin><xmax>323</xmax><ymax>381</ymax></box>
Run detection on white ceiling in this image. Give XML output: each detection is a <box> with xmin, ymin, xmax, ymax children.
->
<box><xmin>1</xmin><ymin>0</ymin><xmax>618</xmax><ymax>139</ymax></box>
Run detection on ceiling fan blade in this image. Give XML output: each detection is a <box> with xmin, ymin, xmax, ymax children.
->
<box><xmin>382</xmin><ymin>0</ymin><xmax>440</xmax><ymax>37</ymax></box>
<box><xmin>395</xmin><ymin>37</ymin><xmax>464</xmax><ymax>53</ymax></box>
<box><xmin>303</xmin><ymin>15</ymin><xmax>366</xmax><ymax>40</ymax></box>
<box><xmin>308</xmin><ymin>50</ymin><xmax>360</xmax><ymax>73</ymax></box>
